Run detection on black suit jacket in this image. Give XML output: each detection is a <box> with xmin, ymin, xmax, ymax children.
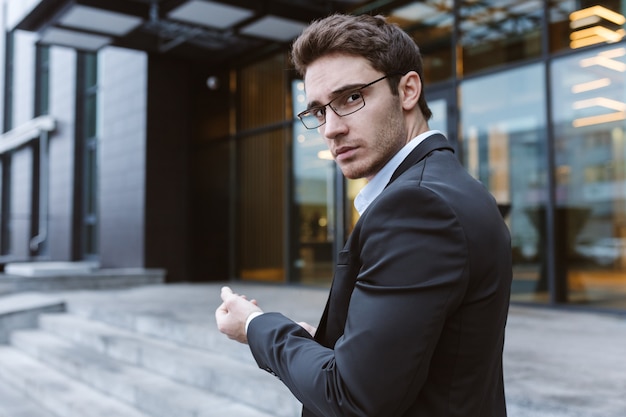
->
<box><xmin>248</xmin><ymin>134</ymin><xmax>512</xmax><ymax>417</ymax></box>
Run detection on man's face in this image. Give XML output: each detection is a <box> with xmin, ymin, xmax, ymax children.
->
<box><xmin>304</xmin><ymin>54</ymin><xmax>408</xmax><ymax>180</ymax></box>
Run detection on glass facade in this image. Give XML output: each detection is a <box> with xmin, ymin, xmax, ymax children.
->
<box><xmin>34</xmin><ymin>45</ymin><xmax>50</xmax><ymax>117</ymax></box>
<box><xmin>460</xmin><ymin>0</ymin><xmax>543</xmax><ymax>75</ymax></box>
<box><xmin>236</xmin><ymin>55</ymin><xmax>288</xmax><ymax>282</ymax></box>
<box><xmin>230</xmin><ymin>0</ymin><xmax>626</xmax><ymax>310</ymax></box>
<box><xmin>292</xmin><ymin>80</ymin><xmax>336</xmax><ymax>285</ymax></box>
<box><xmin>550</xmin><ymin>44</ymin><xmax>626</xmax><ymax>307</ymax></box>
<box><xmin>0</xmin><ymin>30</ymin><xmax>13</xmax><ymax>255</ymax></box>
<box><xmin>460</xmin><ymin>64</ymin><xmax>549</xmax><ymax>303</ymax></box>
<box><xmin>76</xmin><ymin>52</ymin><xmax>99</xmax><ymax>258</ymax></box>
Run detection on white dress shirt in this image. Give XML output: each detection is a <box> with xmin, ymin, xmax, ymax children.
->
<box><xmin>354</xmin><ymin>130</ymin><xmax>444</xmax><ymax>215</ymax></box>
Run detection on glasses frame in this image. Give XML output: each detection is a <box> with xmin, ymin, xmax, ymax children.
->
<box><xmin>297</xmin><ymin>73</ymin><xmax>401</xmax><ymax>130</ymax></box>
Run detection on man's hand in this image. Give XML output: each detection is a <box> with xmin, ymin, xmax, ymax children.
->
<box><xmin>297</xmin><ymin>321</ymin><xmax>317</xmax><ymax>337</ymax></box>
<box><xmin>215</xmin><ymin>286</ymin><xmax>263</xmax><ymax>344</ymax></box>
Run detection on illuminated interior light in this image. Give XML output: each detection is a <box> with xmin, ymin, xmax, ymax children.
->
<box><xmin>573</xmin><ymin>97</ymin><xmax>626</xmax><ymax>111</ymax></box>
<box><xmin>570</xmin><ymin>28</ymin><xmax>625</xmax><ymax>49</ymax></box>
<box><xmin>570</xmin><ymin>26</ymin><xmax>624</xmax><ymax>42</ymax></box>
<box><xmin>570</xmin><ymin>5</ymin><xmax>626</xmax><ymax>26</ymax></box>
<box><xmin>570</xmin><ymin>6</ymin><xmax>625</xmax><ymax>48</ymax></box>
<box><xmin>571</xmin><ymin>78</ymin><xmax>611</xmax><ymax>93</ymax></box>
<box><xmin>317</xmin><ymin>150</ymin><xmax>333</xmax><ymax>160</ymax></box>
<box><xmin>570</xmin><ymin>15</ymin><xmax>601</xmax><ymax>29</ymax></box>
<box><xmin>599</xmin><ymin>47</ymin><xmax>626</xmax><ymax>58</ymax></box>
<box><xmin>570</xmin><ymin>35</ymin><xmax>608</xmax><ymax>49</ymax></box>
<box><xmin>573</xmin><ymin>111</ymin><xmax>626</xmax><ymax>127</ymax></box>
<box><xmin>579</xmin><ymin>54</ymin><xmax>626</xmax><ymax>72</ymax></box>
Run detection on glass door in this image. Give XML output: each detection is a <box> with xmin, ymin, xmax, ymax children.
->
<box><xmin>290</xmin><ymin>80</ymin><xmax>336</xmax><ymax>285</ymax></box>
<box><xmin>551</xmin><ymin>45</ymin><xmax>626</xmax><ymax>308</ymax></box>
<box><xmin>425</xmin><ymin>86</ymin><xmax>456</xmax><ymax>144</ymax></box>
<box><xmin>459</xmin><ymin>64</ymin><xmax>549</xmax><ymax>304</ymax></box>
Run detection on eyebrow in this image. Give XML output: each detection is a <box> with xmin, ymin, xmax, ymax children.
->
<box><xmin>305</xmin><ymin>82</ymin><xmax>370</xmax><ymax>109</ymax></box>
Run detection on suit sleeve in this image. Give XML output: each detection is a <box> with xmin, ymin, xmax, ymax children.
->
<box><xmin>247</xmin><ymin>185</ymin><xmax>468</xmax><ymax>417</ymax></box>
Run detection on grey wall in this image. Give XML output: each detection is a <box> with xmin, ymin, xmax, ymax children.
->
<box><xmin>47</xmin><ymin>47</ymin><xmax>77</xmax><ymax>261</ymax></box>
<box><xmin>98</xmin><ymin>46</ymin><xmax>147</xmax><ymax>269</ymax></box>
<box><xmin>6</xmin><ymin>31</ymin><xmax>35</xmax><ymax>259</ymax></box>
<box><xmin>0</xmin><ymin>17</ymin><xmax>223</xmax><ymax>281</ymax></box>
<box><xmin>1</xmin><ymin>33</ymin><xmax>151</xmax><ymax>267</ymax></box>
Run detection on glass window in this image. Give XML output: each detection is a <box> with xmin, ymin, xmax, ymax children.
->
<box><xmin>460</xmin><ymin>0</ymin><xmax>543</xmax><ymax>75</ymax></box>
<box><xmin>35</xmin><ymin>45</ymin><xmax>50</xmax><ymax>116</ymax></box>
<box><xmin>3</xmin><ymin>30</ymin><xmax>14</xmax><ymax>132</ymax></box>
<box><xmin>84</xmin><ymin>53</ymin><xmax>98</xmax><ymax>90</ymax></box>
<box><xmin>551</xmin><ymin>44</ymin><xmax>626</xmax><ymax>307</ymax></box>
<box><xmin>460</xmin><ymin>64</ymin><xmax>548</xmax><ymax>303</ymax></box>
<box><xmin>0</xmin><ymin>157</ymin><xmax>11</xmax><ymax>255</ymax></box>
<box><xmin>428</xmin><ymin>97</ymin><xmax>449</xmax><ymax>137</ymax></box>
<box><xmin>77</xmin><ymin>52</ymin><xmax>99</xmax><ymax>258</ymax></box>
<box><xmin>291</xmin><ymin>80</ymin><xmax>335</xmax><ymax>285</ymax></box>
<box><xmin>387</xmin><ymin>0</ymin><xmax>454</xmax><ymax>83</ymax></box>
<box><xmin>549</xmin><ymin>0</ymin><xmax>625</xmax><ymax>53</ymax></box>
<box><xmin>85</xmin><ymin>94</ymin><xmax>97</xmax><ymax>139</ymax></box>
<box><xmin>239</xmin><ymin>54</ymin><xmax>288</xmax><ymax>130</ymax></box>
<box><xmin>237</xmin><ymin>128</ymin><xmax>286</xmax><ymax>282</ymax></box>
<box><xmin>236</xmin><ymin>54</ymin><xmax>289</xmax><ymax>283</ymax></box>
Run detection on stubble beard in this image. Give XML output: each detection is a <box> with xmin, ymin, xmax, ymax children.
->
<box><xmin>339</xmin><ymin>104</ymin><xmax>407</xmax><ymax>180</ymax></box>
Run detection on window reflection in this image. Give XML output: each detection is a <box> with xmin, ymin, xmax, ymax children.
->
<box><xmin>292</xmin><ymin>80</ymin><xmax>335</xmax><ymax>285</ymax></box>
<box><xmin>460</xmin><ymin>0</ymin><xmax>543</xmax><ymax>75</ymax></box>
<box><xmin>551</xmin><ymin>44</ymin><xmax>626</xmax><ymax>306</ymax></box>
<box><xmin>428</xmin><ymin>98</ymin><xmax>448</xmax><ymax>137</ymax></box>
<box><xmin>387</xmin><ymin>0</ymin><xmax>454</xmax><ymax>83</ymax></box>
<box><xmin>460</xmin><ymin>64</ymin><xmax>548</xmax><ymax>302</ymax></box>
<box><xmin>549</xmin><ymin>0</ymin><xmax>625</xmax><ymax>52</ymax></box>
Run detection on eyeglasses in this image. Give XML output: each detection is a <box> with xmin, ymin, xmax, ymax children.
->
<box><xmin>297</xmin><ymin>74</ymin><xmax>399</xmax><ymax>130</ymax></box>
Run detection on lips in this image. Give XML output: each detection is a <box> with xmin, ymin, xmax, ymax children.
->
<box><xmin>334</xmin><ymin>145</ymin><xmax>357</xmax><ymax>161</ymax></box>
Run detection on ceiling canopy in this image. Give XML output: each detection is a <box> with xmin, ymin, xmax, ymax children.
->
<box><xmin>15</xmin><ymin>0</ymin><xmax>373</xmax><ymax>67</ymax></box>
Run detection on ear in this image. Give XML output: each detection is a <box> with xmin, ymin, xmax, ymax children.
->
<box><xmin>398</xmin><ymin>71</ymin><xmax>421</xmax><ymax>111</ymax></box>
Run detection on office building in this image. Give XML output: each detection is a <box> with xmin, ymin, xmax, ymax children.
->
<box><xmin>1</xmin><ymin>0</ymin><xmax>625</xmax><ymax>311</ymax></box>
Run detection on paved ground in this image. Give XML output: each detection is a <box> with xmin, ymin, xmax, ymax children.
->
<box><xmin>56</xmin><ymin>282</ymin><xmax>626</xmax><ymax>417</ymax></box>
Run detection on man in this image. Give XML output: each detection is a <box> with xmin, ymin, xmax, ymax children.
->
<box><xmin>216</xmin><ymin>13</ymin><xmax>512</xmax><ymax>417</ymax></box>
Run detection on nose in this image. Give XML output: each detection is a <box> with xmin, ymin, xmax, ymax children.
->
<box><xmin>322</xmin><ymin>108</ymin><xmax>348</xmax><ymax>140</ymax></box>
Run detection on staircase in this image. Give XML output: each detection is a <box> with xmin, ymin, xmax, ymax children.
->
<box><xmin>0</xmin><ymin>290</ymin><xmax>301</xmax><ymax>417</ymax></box>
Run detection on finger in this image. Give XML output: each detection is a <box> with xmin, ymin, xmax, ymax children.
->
<box><xmin>220</xmin><ymin>286</ymin><xmax>234</xmax><ymax>301</ymax></box>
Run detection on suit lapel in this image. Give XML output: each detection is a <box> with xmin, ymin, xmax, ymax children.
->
<box><xmin>388</xmin><ymin>133</ymin><xmax>453</xmax><ymax>185</ymax></box>
<box><xmin>315</xmin><ymin>134</ymin><xmax>453</xmax><ymax>348</ymax></box>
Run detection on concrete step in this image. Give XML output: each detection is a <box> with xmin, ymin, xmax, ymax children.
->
<box><xmin>0</xmin><ymin>292</ymin><xmax>65</xmax><ymax>343</ymax></box>
<box><xmin>1</xmin><ymin>265</ymin><xmax>165</xmax><ymax>293</ymax></box>
<box><xmin>9</xmin><ymin>329</ymin><xmax>277</xmax><ymax>417</ymax></box>
<box><xmin>66</xmin><ymin>302</ymin><xmax>253</xmax><ymax>362</ymax></box>
<box><xmin>38</xmin><ymin>312</ymin><xmax>300</xmax><ymax>417</ymax></box>
<box><xmin>0</xmin><ymin>377</ymin><xmax>56</xmax><ymax>417</ymax></box>
<box><xmin>0</xmin><ymin>346</ymin><xmax>150</xmax><ymax>417</ymax></box>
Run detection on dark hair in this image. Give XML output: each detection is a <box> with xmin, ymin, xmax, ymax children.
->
<box><xmin>291</xmin><ymin>13</ymin><xmax>432</xmax><ymax>120</ymax></box>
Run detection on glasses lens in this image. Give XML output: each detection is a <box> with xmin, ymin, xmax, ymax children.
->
<box><xmin>331</xmin><ymin>91</ymin><xmax>365</xmax><ymax>117</ymax></box>
<box><xmin>298</xmin><ymin>109</ymin><xmax>326</xmax><ymax>129</ymax></box>
<box><xmin>298</xmin><ymin>75</ymin><xmax>388</xmax><ymax>130</ymax></box>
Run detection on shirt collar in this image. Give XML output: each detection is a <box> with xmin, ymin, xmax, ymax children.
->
<box><xmin>354</xmin><ymin>130</ymin><xmax>444</xmax><ymax>215</ymax></box>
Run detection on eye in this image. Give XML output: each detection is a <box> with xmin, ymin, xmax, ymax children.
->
<box><xmin>345</xmin><ymin>91</ymin><xmax>363</xmax><ymax>104</ymax></box>
<box><xmin>312</xmin><ymin>107</ymin><xmax>326</xmax><ymax>121</ymax></box>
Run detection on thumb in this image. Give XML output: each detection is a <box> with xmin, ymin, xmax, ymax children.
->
<box><xmin>220</xmin><ymin>286</ymin><xmax>234</xmax><ymax>302</ymax></box>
